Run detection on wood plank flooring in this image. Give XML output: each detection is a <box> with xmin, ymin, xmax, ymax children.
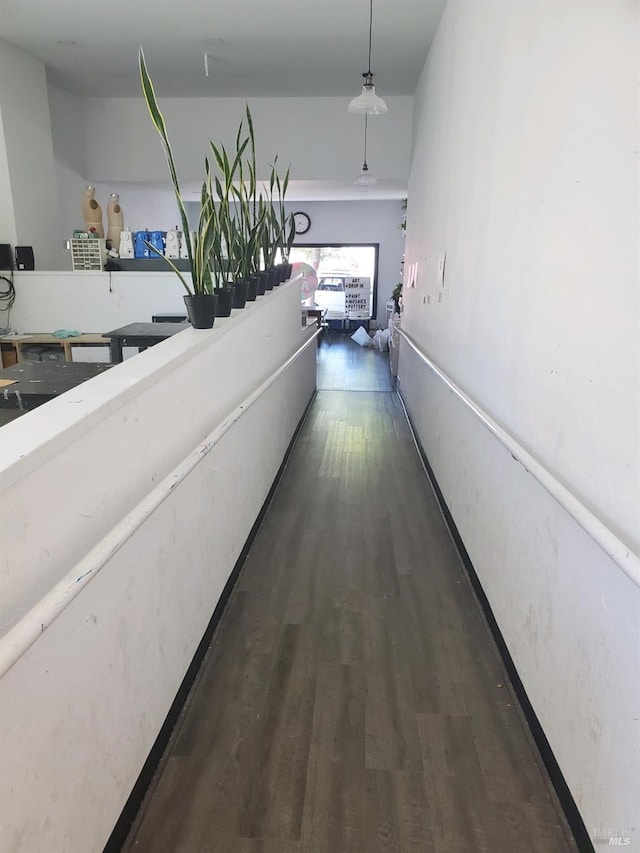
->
<box><xmin>122</xmin><ymin>337</ymin><xmax>577</xmax><ymax>853</ymax></box>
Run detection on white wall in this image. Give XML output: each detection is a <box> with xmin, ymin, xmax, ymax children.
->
<box><xmin>47</xmin><ymin>84</ymin><xmax>87</xmax><ymax>177</ymax></box>
<box><xmin>47</xmin><ymin>87</ymin><xmax>182</xmax><ymax>268</ymax></box>
<box><xmin>0</xmin><ymin>108</ymin><xmax>17</xmax><ymax>248</ymax></box>
<box><xmin>47</xmin><ymin>85</ymin><xmax>183</xmax><ymax>263</ymax></box>
<box><xmin>92</xmin><ymin>182</ymin><xmax>182</xmax><ymax>234</ymax></box>
<box><xmin>0</xmin><ymin>281</ymin><xmax>317</xmax><ymax>852</ymax></box>
<box><xmin>8</xmin><ymin>270</ymin><xmax>192</xmax><ymax>334</ymax></box>
<box><xmin>48</xmin><ymin>84</ymin><xmax>90</xmax><ymax>268</ymax></box>
<box><xmin>83</xmin><ymin>95</ymin><xmax>413</xmax><ymax>184</ymax></box>
<box><xmin>400</xmin><ymin>0</ymin><xmax>639</xmax><ymax>843</ymax></box>
<box><xmin>0</xmin><ymin>41</ymin><xmax>62</xmax><ymax>269</ymax></box>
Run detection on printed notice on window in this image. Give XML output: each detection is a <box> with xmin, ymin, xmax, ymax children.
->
<box><xmin>344</xmin><ymin>277</ymin><xmax>371</xmax><ymax>319</ymax></box>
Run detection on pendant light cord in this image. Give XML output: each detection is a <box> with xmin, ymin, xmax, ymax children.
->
<box><xmin>363</xmin><ymin>114</ymin><xmax>369</xmax><ymax>168</ymax></box>
<box><xmin>367</xmin><ymin>0</ymin><xmax>373</xmax><ymax>74</ymax></box>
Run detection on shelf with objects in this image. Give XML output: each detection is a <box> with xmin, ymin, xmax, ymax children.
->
<box><xmin>0</xmin><ymin>332</ymin><xmax>111</xmax><ymax>366</ymax></box>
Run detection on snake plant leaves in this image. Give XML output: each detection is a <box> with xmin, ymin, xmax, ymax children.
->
<box><xmin>139</xmin><ymin>46</ymin><xmax>211</xmax><ymax>295</ymax></box>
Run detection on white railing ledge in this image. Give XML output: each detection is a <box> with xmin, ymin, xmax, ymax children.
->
<box><xmin>398</xmin><ymin>328</ymin><xmax>640</xmax><ymax>590</ymax></box>
<box><xmin>0</xmin><ymin>325</ymin><xmax>319</xmax><ymax>680</ymax></box>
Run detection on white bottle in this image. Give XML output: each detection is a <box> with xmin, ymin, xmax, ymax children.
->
<box><xmin>165</xmin><ymin>227</ymin><xmax>180</xmax><ymax>259</ymax></box>
<box><xmin>106</xmin><ymin>193</ymin><xmax>124</xmax><ymax>253</ymax></box>
<box><xmin>119</xmin><ymin>229</ymin><xmax>134</xmax><ymax>259</ymax></box>
<box><xmin>81</xmin><ymin>186</ymin><xmax>104</xmax><ymax>237</ymax></box>
<box><xmin>179</xmin><ymin>231</ymin><xmax>191</xmax><ymax>259</ymax></box>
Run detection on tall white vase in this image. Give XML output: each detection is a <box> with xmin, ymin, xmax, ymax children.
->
<box><xmin>106</xmin><ymin>193</ymin><xmax>124</xmax><ymax>252</ymax></box>
<box><xmin>81</xmin><ymin>186</ymin><xmax>104</xmax><ymax>237</ymax></box>
<box><xmin>119</xmin><ymin>229</ymin><xmax>134</xmax><ymax>259</ymax></box>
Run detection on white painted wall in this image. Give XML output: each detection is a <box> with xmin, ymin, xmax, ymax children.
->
<box><xmin>6</xmin><ymin>270</ymin><xmax>305</xmax><ymax>363</ymax></box>
<box><xmin>47</xmin><ymin>84</ymin><xmax>87</xmax><ymax>177</ymax></box>
<box><xmin>0</xmin><ymin>108</ymin><xmax>17</xmax><ymax>249</ymax></box>
<box><xmin>0</xmin><ymin>281</ymin><xmax>317</xmax><ymax>852</ymax></box>
<box><xmin>54</xmin><ymin>163</ymin><xmax>89</xmax><ymax>270</ymax></box>
<box><xmin>400</xmin><ymin>0</ymin><xmax>639</xmax><ymax>843</ymax></box>
<box><xmin>48</xmin><ymin>84</ymin><xmax>90</xmax><ymax>269</ymax></box>
<box><xmin>83</xmin><ymin>95</ymin><xmax>413</xmax><ymax>184</ymax></box>
<box><xmin>91</xmin><ymin>181</ymin><xmax>182</xmax><ymax>233</ymax></box>
<box><xmin>0</xmin><ymin>41</ymin><xmax>62</xmax><ymax>269</ymax></box>
<box><xmin>8</xmin><ymin>270</ymin><xmax>194</xmax><ymax>334</ymax></box>
<box><xmin>47</xmin><ymin>87</ymin><xmax>183</xmax><ymax>265</ymax></box>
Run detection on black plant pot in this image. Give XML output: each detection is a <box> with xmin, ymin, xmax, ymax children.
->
<box><xmin>183</xmin><ymin>293</ymin><xmax>217</xmax><ymax>329</ymax></box>
<box><xmin>283</xmin><ymin>262</ymin><xmax>293</xmax><ymax>281</ymax></box>
<box><xmin>274</xmin><ymin>264</ymin><xmax>286</xmax><ymax>285</ymax></box>
<box><xmin>257</xmin><ymin>271</ymin><xmax>268</xmax><ymax>294</ymax></box>
<box><xmin>265</xmin><ymin>267</ymin><xmax>277</xmax><ymax>291</ymax></box>
<box><xmin>247</xmin><ymin>275</ymin><xmax>259</xmax><ymax>301</ymax></box>
<box><xmin>215</xmin><ymin>286</ymin><xmax>235</xmax><ymax>317</ymax></box>
<box><xmin>232</xmin><ymin>279</ymin><xmax>248</xmax><ymax>309</ymax></box>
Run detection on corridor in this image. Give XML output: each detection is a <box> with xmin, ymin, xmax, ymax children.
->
<box><xmin>122</xmin><ymin>338</ymin><xmax>577</xmax><ymax>852</ymax></box>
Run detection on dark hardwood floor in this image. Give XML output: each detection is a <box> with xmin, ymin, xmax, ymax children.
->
<box><xmin>122</xmin><ymin>336</ymin><xmax>577</xmax><ymax>852</ymax></box>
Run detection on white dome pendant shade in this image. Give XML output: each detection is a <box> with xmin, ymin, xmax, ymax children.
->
<box><xmin>347</xmin><ymin>0</ymin><xmax>388</xmax><ymax>116</ymax></box>
<box><xmin>348</xmin><ymin>73</ymin><xmax>388</xmax><ymax>116</ymax></box>
<box><xmin>353</xmin><ymin>163</ymin><xmax>378</xmax><ymax>192</ymax></box>
<box><xmin>355</xmin><ymin>164</ymin><xmax>377</xmax><ymax>187</ymax></box>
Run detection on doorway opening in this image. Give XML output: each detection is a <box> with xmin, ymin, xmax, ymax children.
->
<box><xmin>289</xmin><ymin>244</ymin><xmax>379</xmax><ymax>321</ymax></box>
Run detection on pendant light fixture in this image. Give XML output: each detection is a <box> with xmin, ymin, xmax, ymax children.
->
<box><xmin>348</xmin><ymin>0</ymin><xmax>388</xmax><ymax>115</ymax></box>
<box><xmin>355</xmin><ymin>115</ymin><xmax>377</xmax><ymax>187</ymax></box>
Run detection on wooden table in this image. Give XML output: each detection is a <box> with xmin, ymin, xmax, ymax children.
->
<box><xmin>0</xmin><ymin>361</ymin><xmax>112</xmax><ymax>410</ymax></box>
<box><xmin>102</xmin><ymin>322</ymin><xmax>188</xmax><ymax>363</ymax></box>
<box><xmin>0</xmin><ymin>333</ymin><xmax>110</xmax><ymax>366</ymax></box>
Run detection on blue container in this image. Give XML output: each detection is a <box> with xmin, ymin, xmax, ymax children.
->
<box><xmin>149</xmin><ymin>231</ymin><xmax>165</xmax><ymax>257</ymax></box>
<box><xmin>134</xmin><ymin>230</ymin><xmax>150</xmax><ymax>258</ymax></box>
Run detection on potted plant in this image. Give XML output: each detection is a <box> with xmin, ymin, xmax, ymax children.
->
<box><xmin>271</xmin><ymin>162</ymin><xmax>295</xmax><ymax>283</ymax></box>
<box><xmin>265</xmin><ymin>158</ymin><xmax>296</xmax><ymax>286</ymax></box>
<box><xmin>209</xmin><ymin>129</ymin><xmax>250</xmax><ymax>315</ymax></box>
<box><xmin>258</xmin><ymin>161</ymin><xmax>288</xmax><ymax>290</ymax></box>
<box><xmin>225</xmin><ymin>108</ymin><xmax>265</xmax><ymax>303</ymax></box>
<box><xmin>139</xmin><ymin>47</ymin><xmax>219</xmax><ymax>327</ymax></box>
<box><xmin>392</xmin><ymin>282</ymin><xmax>403</xmax><ymax>314</ymax></box>
<box><xmin>208</xmin><ymin>182</ymin><xmax>235</xmax><ymax>316</ymax></box>
<box><xmin>281</xmin><ymin>213</ymin><xmax>296</xmax><ymax>282</ymax></box>
<box><xmin>140</xmin><ymin>51</ymin><xmax>293</xmax><ymax>322</ymax></box>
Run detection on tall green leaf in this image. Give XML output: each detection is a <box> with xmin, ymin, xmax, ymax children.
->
<box><xmin>139</xmin><ymin>47</ymin><xmax>199</xmax><ymax>294</ymax></box>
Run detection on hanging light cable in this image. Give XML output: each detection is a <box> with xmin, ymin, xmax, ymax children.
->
<box><xmin>348</xmin><ymin>0</ymin><xmax>388</xmax><ymax>115</ymax></box>
<box><xmin>355</xmin><ymin>114</ymin><xmax>377</xmax><ymax>186</ymax></box>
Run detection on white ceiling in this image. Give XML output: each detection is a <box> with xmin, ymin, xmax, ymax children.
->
<box><xmin>0</xmin><ymin>0</ymin><xmax>445</xmax><ymax>200</ymax></box>
<box><xmin>0</xmin><ymin>0</ymin><xmax>446</xmax><ymax>98</ymax></box>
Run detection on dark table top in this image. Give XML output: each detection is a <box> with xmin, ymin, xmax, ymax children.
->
<box><xmin>0</xmin><ymin>361</ymin><xmax>112</xmax><ymax>409</ymax></box>
<box><xmin>103</xmin><ymin>323</ymin><xmax>188</xmax><ymax>340</ymax></box>
<box><xmin>151</xmin><ymin>313</ymin><xmax>189</xmax><ymax>323</ymax></box>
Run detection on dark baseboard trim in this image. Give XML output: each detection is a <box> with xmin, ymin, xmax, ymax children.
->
<box><xmin>396</xmin><ymin>387</ymin><xmax>594</xmax><ymax>853</ymax></box>
<box><xmin>104</xmin><ymin>391</ymin><xmax>316</xmax><ymax>853</ymax></box>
